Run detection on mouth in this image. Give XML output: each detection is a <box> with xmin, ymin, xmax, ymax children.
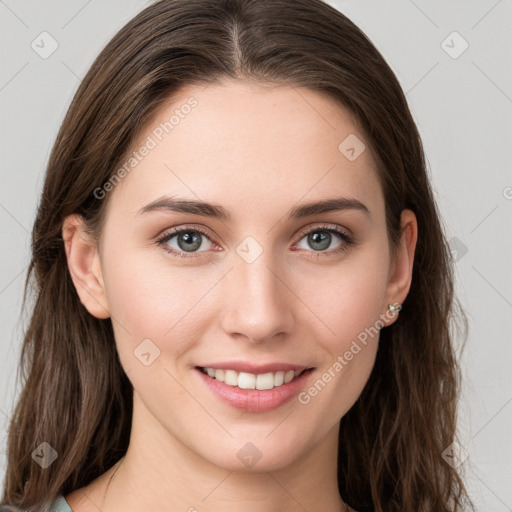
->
<box><xmin>194</xmin><ymin>364</ymin><xmax>315</xmax><ymax>413</ymax></box>
<box><xmin>196</xmin><ymin>366</ymin><xmax>310</xmax><ymax>391</ymax></box>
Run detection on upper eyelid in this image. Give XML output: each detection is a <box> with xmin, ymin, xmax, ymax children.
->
<box><xmin>157</xmin><ymin>224</ymin><xmax>216</xmax><ymax>244</ymax></box>
<box><xmin>296</xmin><ymin>223</ymin><xmax>351</xmax><ymax>239</ymax></box>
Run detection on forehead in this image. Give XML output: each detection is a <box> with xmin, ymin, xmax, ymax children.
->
<box><xmin>107</xmin><ymin>79</ymin><xmax>384</xmax><ymax>222</ymax></box>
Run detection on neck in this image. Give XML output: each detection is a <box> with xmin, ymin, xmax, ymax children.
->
<box><xmin>74</xmin><ymin>393</ymin><xmax>347</xmax><ymax>512</ymax></box>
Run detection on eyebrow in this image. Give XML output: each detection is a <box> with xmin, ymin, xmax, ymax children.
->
<box><xmin>137</xmin><ymin>196</ymin><xmax>371</xmax><ymax>221</ymax></box>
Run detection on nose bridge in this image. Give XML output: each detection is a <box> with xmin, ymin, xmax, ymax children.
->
<box><xmin>220</xmin><ymin>243</ymin><xmax>294</xmax><ymax>343</ymax></box>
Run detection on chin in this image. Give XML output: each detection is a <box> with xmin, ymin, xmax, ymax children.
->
<box><xmin>193</xmin><ymin>431</ymin><xmax>313</xmax><ymax>473</ymax></box>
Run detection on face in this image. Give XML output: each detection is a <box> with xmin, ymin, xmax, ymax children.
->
<box><xmin>68</xmin><ymin>79</ymin><xmax>415</xmax><ymax>473</ymax></box>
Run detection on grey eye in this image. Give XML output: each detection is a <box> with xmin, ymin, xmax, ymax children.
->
<box><xmin>297</xmin><ymin>230</ymin><xmax>343</xmax><ymax>252</ymax></box>
<box><xmin>164</xmin><ymin>230</ymin><xmax>213</xmax><ymax>253</ymax></box>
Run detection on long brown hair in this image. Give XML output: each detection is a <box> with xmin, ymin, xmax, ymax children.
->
<box><xmin>1</xmin><ymin>1</ymin><xmax>473</xmax><ymax>510</ymax></box>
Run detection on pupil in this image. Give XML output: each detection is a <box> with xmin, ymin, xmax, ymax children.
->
<box><xmin>178</xmin><ymin>231</ymin><xmax>201</xmax><ymax>252</ymax></box>
<box><xmin>309</xmin><ymin>231</ymin><xmax>330</xmax><ymax>251</ymax></box>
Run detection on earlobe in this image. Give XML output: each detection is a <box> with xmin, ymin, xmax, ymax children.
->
<box><xmin>62</xmin><ymin>214</ymin><xmax>111</xmax><ymax>319</ymax></box>
<box><xmin>383</xmin><ymin>209</ymin><xmax>418</xmax><ymax>326</ymax></box>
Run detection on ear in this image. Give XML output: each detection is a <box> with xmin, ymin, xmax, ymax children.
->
<box><xmin>62</xmin><ymin>214</ymin><xmax>111</xmax><ymax>319</ymax></box>
<box><xmin>382</xmin><ymin>209</ymin><xmax>417</xmax><ymax>327</ymax></box>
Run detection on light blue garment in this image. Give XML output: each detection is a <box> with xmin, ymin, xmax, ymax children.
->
<box><xmin>0</xmin><ymin>496</ymin><xmax>72</xmax><ymax>512</ymax></box>
<box><xmin>49</xmin><ymin>496</ymin><xmax>73</xmax><ymax>512</ymax></box>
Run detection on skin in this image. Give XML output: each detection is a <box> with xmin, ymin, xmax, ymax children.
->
<box><xmin>62</xmin><ymin>79</ymin><xmax>417</xmax><ymax>512</ymax></box>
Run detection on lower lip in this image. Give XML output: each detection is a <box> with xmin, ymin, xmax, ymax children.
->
<box><xmin>195</xmin><ymin>368</ymin><xmax>314</xmax><ymax>413</ymax></box>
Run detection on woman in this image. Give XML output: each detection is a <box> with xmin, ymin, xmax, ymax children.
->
<box><xmin>1</xmin><ymin>0</ymin><xmax>473</xmax><ymax>510</ymax></box>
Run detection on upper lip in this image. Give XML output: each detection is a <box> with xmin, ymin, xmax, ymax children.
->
<box><xmin>196</xmin><ymin>361</ymin><xmax>313</xmax><ymax>374</ymax></box>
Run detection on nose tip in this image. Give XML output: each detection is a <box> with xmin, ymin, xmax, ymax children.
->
<box><xmin>234</xmin><ymin>326</ymin><xmax>286</xmax><ymax>345</ymax></box>
<box><xmin>220</xmin><ymin>260</ymin><xmax>295</xmax><ymax>345</ymax></box>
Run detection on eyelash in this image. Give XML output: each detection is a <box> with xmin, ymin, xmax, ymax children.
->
<box><xmin>155</xmin><ymin>224</ymin><xmax>354</xmax><ymax>259</ymax></box>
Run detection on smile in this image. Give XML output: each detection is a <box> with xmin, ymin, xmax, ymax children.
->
<box><xmin>198</xmin><ymin>367</ymin><xmax>306</xmax><ymax>390</ymax></box>
<box><xmin>195</xmin><ymin>365</ymin><xmax>314</xmax><ymax>413</ymax></box>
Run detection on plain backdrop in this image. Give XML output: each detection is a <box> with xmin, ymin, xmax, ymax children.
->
<box><xmin>1</xmin><ymin>1</ymin><xmax>511</xmax><ymax>510</ymax></box>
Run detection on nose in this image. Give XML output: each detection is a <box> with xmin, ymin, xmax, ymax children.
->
<box><xmin>220</xmin><ymin>252</ymin><xmax>295</xmax><ymax>344</ymax></box>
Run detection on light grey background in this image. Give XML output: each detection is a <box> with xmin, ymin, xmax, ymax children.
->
<box><xmin>1</xmin><ymin>0</ymin><xmax>511</xmax><ymax>510</ymax></box>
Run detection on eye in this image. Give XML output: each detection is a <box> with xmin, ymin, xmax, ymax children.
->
<box><xmin>156</xmin><ymin>226</ymin><xmax>216</xmax><ymax>258</ymax></box>
<box><xmin>294</xmin><ymin>224</ymin><xmax>353</xmax><ymax>256</ymax></box>
<box><xmin>156</xmin><ymin>223</ymin><xmax>354</xmax><ymax>259</ymax></box>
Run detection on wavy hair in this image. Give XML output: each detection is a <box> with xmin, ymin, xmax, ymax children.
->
<box><xmin>1</xmin><ymin>0</ymin><xmax>472</xmax><ymax>510</ymax></box>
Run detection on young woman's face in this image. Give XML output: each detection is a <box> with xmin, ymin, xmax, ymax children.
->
<box><xmin>79</xmin><ymin>80</ymin><xmax>414</xmax><ymax>471</ymax></box>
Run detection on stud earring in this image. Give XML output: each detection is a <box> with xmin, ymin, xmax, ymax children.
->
<box><xmin>388</xmin><ymin>302</ymin><xmax>402</xmax><ymax>313</ymax></box>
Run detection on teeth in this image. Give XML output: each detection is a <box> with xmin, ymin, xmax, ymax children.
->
<box><xmin>238</xmin><ymin>372</ymin><xmax>256</xmax><ymax>389</ymax></box>
<box><xmin>201</xmin><ymin>367</ymin><xmax>305</xmax><ymax>390</ymax></box>
<box><xmin>284</xmin><ymin>370</ymin><xmax>295</xmax><ymax>384</ymax></box>
<box><xmin>274</xmin><ymin>371</ymin><xmax>285</xmax><ymax>386</ymax></box>
<box><xmin>224</xmin><ymin>369</ymin><xmax>238</xmax><ymax>386</ymax></box>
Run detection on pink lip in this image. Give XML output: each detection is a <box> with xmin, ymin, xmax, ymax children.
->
<box><xmin>195</xmin><ymin>361</ymin><xmax>311</xmax><ymax>374</ymax></box>
<box><xmin>195</xmin><ymin>367</ymin><xmax>314</xmax><ymax>413</ymax></box>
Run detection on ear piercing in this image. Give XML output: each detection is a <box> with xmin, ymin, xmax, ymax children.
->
<box><xmin>388</xmin><ymin>302</ymin><xmax>402</xmax><ymax>313</ymax></box>
<box><xmin>379</xmin><ymin>302</ymin><xmax>403</xmax><ymax>330</ymax></box>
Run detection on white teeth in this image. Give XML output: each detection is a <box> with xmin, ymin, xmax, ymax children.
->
<box><xmin>224</xmin><ymin>369</ymin><xmax>238</xmax><ymax>386</ymax></box>
<box><xmin>238</xmin><ymin>372</ymin><xmax>256</xmax><ymax>389</ymax></box>
<box><xmin>201</xmin><ymin>367</ymin><xmax>306</xmax><ymax>389</ymax></box>
<box><xmin>284</xmin><ymin>370</ymin><xmax>295</xmax><ymax>384</ymax></box>
<box><xmin>256</xmin><ymin>372</ymin><xmax>274</xmax><ymax>390</ymax></box>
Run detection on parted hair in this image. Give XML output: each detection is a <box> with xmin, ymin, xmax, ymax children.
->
<box><xmin>1</xmin><ymin>1</ymin><xmax>473</xmax><ymax>510</ymax></box>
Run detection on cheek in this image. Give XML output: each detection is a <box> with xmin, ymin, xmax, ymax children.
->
<box><xmin>298</xmin><ymin>296</ymin><xmax>382</xmax><ymax>424</ymax></box>
<box><xmin>299</xmin><ymin>241</ymin><xmax>390</xmax><ymax>344</ymax></box>
<box><xmin>101</xmin><ymin>245</ymin><xmax>223</xmax><ymax>365</ymax></box>
<box><xmin>295</xmin><ymin>248</ymin><xmax>388</xmax><ymax>413</ymax></box>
